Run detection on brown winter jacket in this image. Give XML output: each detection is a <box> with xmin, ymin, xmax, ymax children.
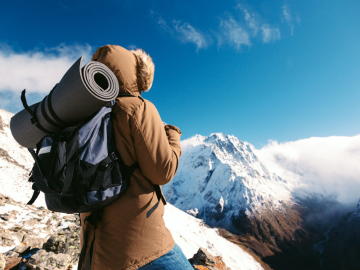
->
<box><xmin>79</xmin><ymin>45</ymin><xmax>182</xmax><ymax>270</ymax></box>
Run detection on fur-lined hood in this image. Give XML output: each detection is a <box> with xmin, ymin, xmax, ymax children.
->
<box><xmin>91</xmin><ymin>45</ymin><xmax>154</xmax><ymax>95</ymax></box>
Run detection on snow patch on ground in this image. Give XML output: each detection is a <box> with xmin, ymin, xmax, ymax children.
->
<box><xmin>164</xmin><ymin>204</ymin><xmax>263</xmax><ymax>270</ymax></box>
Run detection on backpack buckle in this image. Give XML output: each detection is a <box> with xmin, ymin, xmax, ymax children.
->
<box><xmin>110</xmin><ymin>152</ymin><xmax>118</xmax><ymax>161</ymax></box>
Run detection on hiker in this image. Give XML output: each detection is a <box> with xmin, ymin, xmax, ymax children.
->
<box><xmin>79</xmin><ymin>45</ymin><xmax>193</xmax><ymax>270</ymax></box>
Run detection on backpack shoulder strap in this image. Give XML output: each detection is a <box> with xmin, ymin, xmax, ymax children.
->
<box><xmin>118</xmin><ymin>92</ymin><xmax>135</xmax><ymax>98</ymax></box>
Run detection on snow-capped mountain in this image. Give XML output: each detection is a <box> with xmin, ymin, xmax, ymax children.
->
<box><xmin>163</xmin><ymin>133</ymin><xmax>303</xmax><ymax>233</ymax></box>
<box><xmin>0</xmin><ymin>110</ymin><xmax>264</xmax><ymax>270</ymax></box>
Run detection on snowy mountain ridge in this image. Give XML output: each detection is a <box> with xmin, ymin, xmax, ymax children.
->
<box><xmin>163</xmin><ymin>133</ymin><xmax>307</xmax><ymax>232</ymax></box>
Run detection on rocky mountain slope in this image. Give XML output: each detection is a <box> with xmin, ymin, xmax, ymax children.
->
<box><xmin>0</xmin><ymin>110</ymin><xmax>264</xmax><ymax>270</ymax></box>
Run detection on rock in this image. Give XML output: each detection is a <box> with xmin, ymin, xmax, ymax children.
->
<box><xmin>9</xmin><ymin>225</ymin><xmax>28</xmax><ymax>243</ymax></box>
<box><xmin>22</xmin><ymin>235</ymin><xmax>47</xmax><ymax>248</ymax></box>
<box><xmin>0</xmin><ymin>214</ymin><xmax>10</xmax><ymax>221</ymax></box>
<box><xmin>0</xmin><ymin>253</ymin><xmax>5</xmax><ymax>270</ymax></box>
<box><xmin>0</xmin><ymin>232</ymin><xmax>13</xmax><ymax>241</ymax></box>
<box><xmin>23</xmin><ymin>218</ymin><xmax>40</xmax><ymax>227</ymax></box>
<box><xmin>26</xmin><ymin>249</ymin><xmax>73</xmax><ymax>270</ymax></box>
<box><xmin>4</xmin><ymin>257</ymin><xmax>21</xmax><ymax>270</ymax></box>
<box><xmin>3</xmin><ymin>251</ymin><xmax>19</xmax><ymax>258</ymax></box>
<box><xmin>45</xmin><ymin>225</ymin><xmax>53</xmax><ymax>232</ymax></box>
<box><xmin>0</xmin><ymin>194</ymin><xmax>6</xmax><ymax>205</ymax></box>
<box><xmin>0</xmin><ymin>231</ymin><xmax>15</xmax><ymax>247</ymax></box>
<box><xmin>63</xmin><ymin>215</ymin><xmax>77</xmax><ymax>222</ymax></box>
<box><xmin>43</xmin><ymin>226</ymin><xmax>80</xmax><ymax>263</ymax></box>
<box><xmin>189</xmin><ymin>248</ymin><xmax>231</xmax><ymax>270</ymax></box>
<box><xmin>4</xmin><ymin>196</ymin><xmax>13</xmax><ymax>204</ymax></box>
<box><xmin>9</xmin><ymin>225</ymin><xmax>27</xmax><ymax>233</ymax></box>
<box><xmin>0</xmin><ymin>210</ymin><xmax>19</xmax><ymax>221</ymax></box>
<box><xmin>14</xmin><ymin>244</ymin><xmax>30</xmax><ymax>253</ymax></box>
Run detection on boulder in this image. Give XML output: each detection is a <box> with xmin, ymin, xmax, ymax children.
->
<box><xmin>4</xmin><ymin>257</ymin><xmax>21</xmax><ymax>270</ymax></box>
<box><xmin>189</xmin><ymin>248</ymin><xmax>231</xmax><ymax>270</ymax></box>
<box><xmin>14</xmin><ymin>244</ymin><xmax>30</xmax><ymax>253</ymax></box>
<box><xmin>0</xmin><ymin>230</ymin><xmax>15</xmax><ymax>247</ymax></box>
<box><xmin>27</xmin><ymin>249</ymin><xmax>73</xmax><ymax>270</ymax></box>
<box><xmin>43</xmin><ymin>225</ymin><xmax>80</xmax><ymax>263</ymax></box>
<box><xmin>22</xmin><ymin>235</ymin><xmax>47</xmax><ymax>249</ymax></box>
<box><xmin>23</xmin><ymin>218</ymin><xmax>40</xmax><ymax>227</ymax></box>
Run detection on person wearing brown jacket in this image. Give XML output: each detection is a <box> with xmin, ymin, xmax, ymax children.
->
<box><xmin>79</xmin><ymin>45</ymin><xmax>193</xmax><ymax>270</ymax></box>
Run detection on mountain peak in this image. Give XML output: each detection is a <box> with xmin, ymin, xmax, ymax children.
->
<box><xmin>164</xmin><ymin>133</ymin><xmax>295</xmax><ymax>232</ymax></box>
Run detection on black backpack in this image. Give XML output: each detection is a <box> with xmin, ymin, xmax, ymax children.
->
<box><xmin>22</xmin><ymin>93</ymin><xmax>162</xmax><ymax>269</ymax></box>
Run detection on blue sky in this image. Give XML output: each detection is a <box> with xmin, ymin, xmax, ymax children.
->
<box><xmin>0</xmin><ymin>0</ymin><xmax>359</xmax><ymax>148</ymax></box>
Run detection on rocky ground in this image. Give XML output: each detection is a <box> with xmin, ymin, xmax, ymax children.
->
<box><xmin>0</xmin><ymin>193</ymin><xmax>231</xmax><ymax>270</ymax></box>
<box><xmin>0</xmin><ymin>193</ymin><xmax>80</xmax><ymax>270</ymax></box>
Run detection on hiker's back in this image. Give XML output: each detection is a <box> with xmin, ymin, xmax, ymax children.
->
<box><xmin>80</xmin><ymin>94</ymin><xmax>182</xmax><ymax>270</ymax></box>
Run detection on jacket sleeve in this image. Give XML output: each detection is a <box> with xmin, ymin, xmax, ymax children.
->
<box><xmin>129</xmin><ymin>100</ymin><xmax>182</xmax><ymax>185</ymax></box>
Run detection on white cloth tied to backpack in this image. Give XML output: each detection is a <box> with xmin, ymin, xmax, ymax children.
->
<box><xmin>10</xmin><ymin>57</ymin><xmax>119</xmax><ymax>148</ymax></box>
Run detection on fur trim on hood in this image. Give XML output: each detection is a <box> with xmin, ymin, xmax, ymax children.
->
<box><xmin>131</xmin><ymin>49</ymin><xmax>155</xmax><ymax>92</ymax></box>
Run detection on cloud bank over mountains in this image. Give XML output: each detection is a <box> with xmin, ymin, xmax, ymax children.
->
<box><xmin>253</xmin><ymin>135</ymin><xmax>360</xmax><ymax>204</ymax></box>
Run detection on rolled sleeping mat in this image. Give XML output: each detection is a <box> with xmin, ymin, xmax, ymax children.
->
<box><xmin>10</xmin><ymin>57</ymin><xmax>119</xmax><ymax>148</ymax></box>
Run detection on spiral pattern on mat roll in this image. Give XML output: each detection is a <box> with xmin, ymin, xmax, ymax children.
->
<box><xmin>10</xmin><ymin>57</ymin><xmax>120</xmax><ymax>148</ymax></box>
<box><xmin>81</xmin><ymin>61</ymin><xmax>119</xmax><ymax>101</ymax></box>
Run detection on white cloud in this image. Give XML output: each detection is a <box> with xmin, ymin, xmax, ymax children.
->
<box><xmin>217</xmin><ymin>7</ymin><xmax>281</xmax><ymax>50</ymax></box>
<box><xmin>253</xmin><ymin>135</ymin><xmax>360</xmax><ymax>204</ymax></box>
<box><xmin>157</xmin><ymin>17</ymin><xmax>171</xmax><ymax>32</ymax></box>
<box><xmin>0</xmin><ymin>43</ymin><xmax>93</xmax><ymax>95</ymax></box>
<box><xmin>282</xmin><ymin>5</ymin><xmax>294</xmax><ymax>35</ymax></box>
<box><xmin>219</xmin><ymin>16</ymin><xmax>251</xmax><ymax>50</ymax></box>
<box><xmin>154</xmin><ymin>15</ymin><xmax>209</xmax><ymax>51</ymax></box>
<box><xmin>261</xmin><ymin>24</ymin><xmax>281</xmax><ymax>43</ymax></box>
<box><xmin>243</xmin><ymin>9</ymin><xmax>259</xmax><ymax>36</ymax></box>
<box><xmin>173</xmin><ymin>21</ymin><xmax>209</xmax><ymax>50</ymax></box>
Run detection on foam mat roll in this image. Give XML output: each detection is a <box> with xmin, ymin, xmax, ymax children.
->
<box><xmin>10</xmin><ymin>57</ymin><xmax>119</xmax><ymax>148</ymax></box>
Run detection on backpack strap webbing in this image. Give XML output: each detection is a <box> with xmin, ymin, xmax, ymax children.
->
<box><xmin>78</xmin><ymin>209</ymin><xmax>103</xmax><ymax>270</ymax></box>
<box><xmin>21</xmin><ymin>89</ymin><xmax>55</xmax><ymax>135</ymax></box>
<box><xmin>89</xmin><ymin>156</ymin><xmax>114</xmax><ymax>191</ymax></box>
<box><xmin>27</xmin><ymin>148</ymin><xmax>46</xmax><ymax>179</ymax></box>
<box><xmin>47</xmin><ymin>85</ymin><xmax>70</xmax><ymax>127</ymax></box>
<box><xmin>146</xmin><ymin>185</ymin><xmax>162</xmax><ymax>218</ymax></box>
<box><xmin>118</xmin><ymin>92</ymin><xmax>135</xmax><ymax>98</ymax></box>
<box><xmin>27</xmin><ymin>184</ymin><xmax>40</xmax><ymax>205</ymax></box>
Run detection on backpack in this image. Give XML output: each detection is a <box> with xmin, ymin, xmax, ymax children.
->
<box><xmin>22</xmin><ymin>92</ymin><xmax>162</xmax><ymax>269</ymax></box>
